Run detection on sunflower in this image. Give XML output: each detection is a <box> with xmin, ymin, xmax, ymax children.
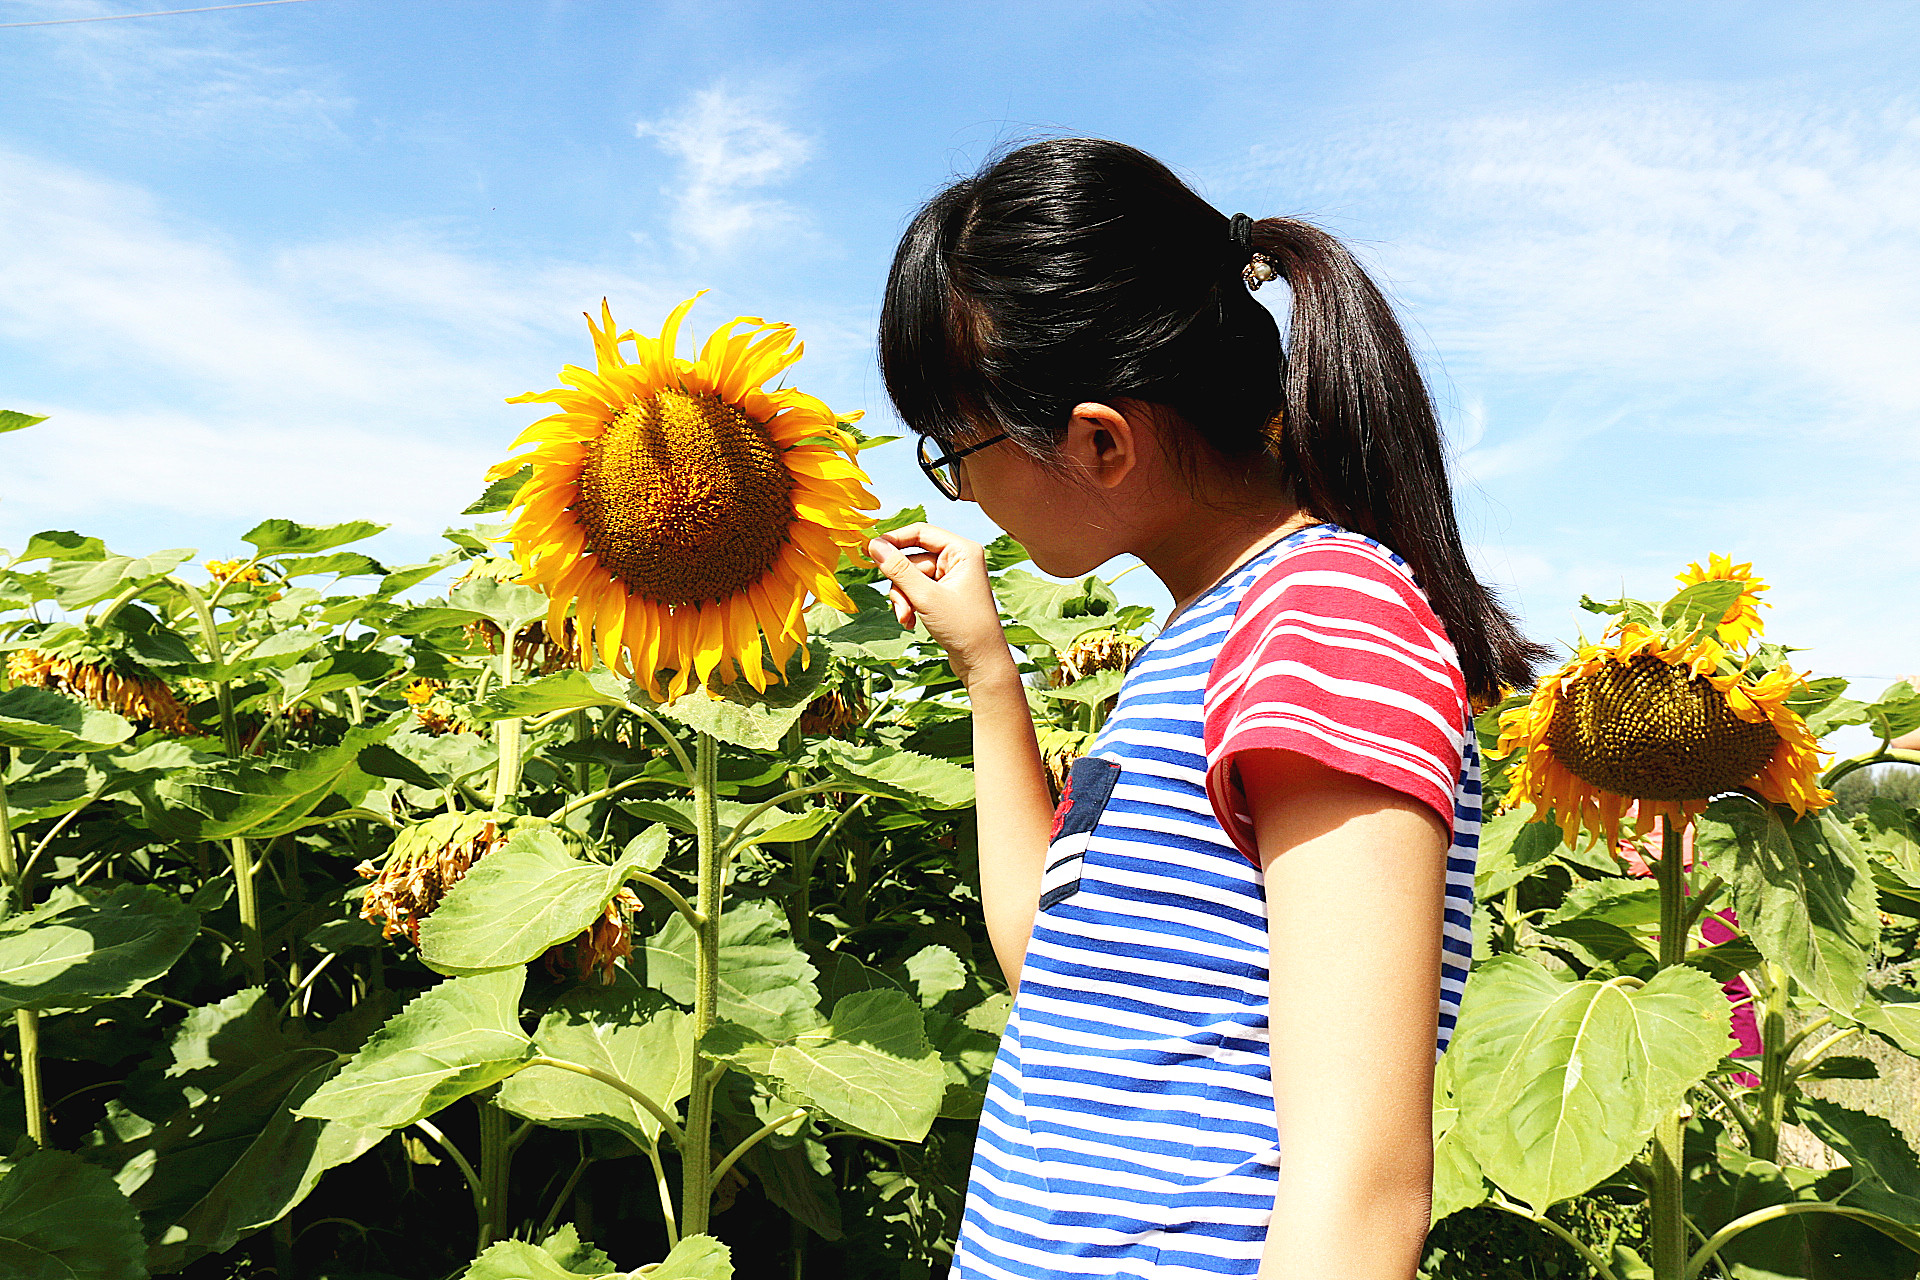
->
<box><xmin>1498</xmin><ymin>622</ymin><xmax>1830</xmax><ymax>847</ymax></box>
<box><xmin>1676</xmin><ymin>553</ymin><xmax>1770</xmax><ymax>649</ymax></box>
<box><xmin>488</xmin><ymin>296</ymin><xmax>879</xmax><ymax>701</ymax></box>
<box><xmin>357</xmin><ymin>811</ymin><xmax>510</xmax><ymax>942</ymax></box>
<box><xmin>6</xmin><ymin>648</ymin><xmax>198</xmax><ymax>736</ymax></box>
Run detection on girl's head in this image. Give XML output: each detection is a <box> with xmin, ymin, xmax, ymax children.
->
<box><xmin>879</xmin><ymin>136</ymin><xmax>1544</xmax><ymax>700</ymax></box>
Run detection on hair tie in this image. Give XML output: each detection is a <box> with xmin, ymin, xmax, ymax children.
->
<box><xmin>1228</xmin><ymin>212</ymin><xmax>1279</xmax><ymax>292</ymax></box>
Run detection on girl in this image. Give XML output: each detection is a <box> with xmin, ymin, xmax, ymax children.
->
<box><xmin>867</xmin><ymin>139</ymin><xmax>1544</xmax><ymax>1280</ymax></box>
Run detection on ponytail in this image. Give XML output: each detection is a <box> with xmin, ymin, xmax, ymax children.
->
<box><xmin>879</xmin><ymin>138</ymin><xmax>1548</xmax><ymax>702</ymax></box>
<box><xmin>1250</xmin><ymin>218</ymin><xmax>1550</xmax><ymax>700</ymax></box>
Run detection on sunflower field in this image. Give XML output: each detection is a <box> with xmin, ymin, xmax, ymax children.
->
<box><xmin>4</xmin><ymin>300</ymin><xmax>1920</xmax><ymax>1280</ymax></box>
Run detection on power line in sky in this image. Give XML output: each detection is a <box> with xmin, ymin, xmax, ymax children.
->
<box><xmin>0</xmin><ymin>0</ymin><xmax>319</xmax><ymax>29</ymax></box>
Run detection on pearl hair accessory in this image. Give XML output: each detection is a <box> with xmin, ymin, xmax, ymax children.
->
<box><xmin>1227</xmin><ymin>212</ymin><xmax>1279</xmax><ymax>291</ymax></box>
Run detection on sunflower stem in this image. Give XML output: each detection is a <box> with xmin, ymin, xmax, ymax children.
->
<box><xmin>476</xmin><ymin>1093</ymin><xmax>512</xmax><ymax>1250</ymax></box>
<box><xmin>1650</xmin><ymin>819</ymin><xmax>1690</xmax><ymax>1280</ymax></box>
<box><xmin>681</xmin><ymin>730</ymin><xmax>723</xmax><ymax>1237</ymax></box>
<box><xmin>0</xmin><ymin>771</ymin><xmax>45</xmax><ymax>1151</ymax></box>
<box><xmin>1752</xmin><ymin>961</ymin><xmax>1791</xmax><ymax>1162</ymax></box>
<box><xmin>228</xmin><ymin>837</ymin><xmax>266</xmax><ymax>986</ymax></box>
<box><xmin>492</xmin><ymin>646</ymin><xmax>526</xmax><ymax>810</ymax></box>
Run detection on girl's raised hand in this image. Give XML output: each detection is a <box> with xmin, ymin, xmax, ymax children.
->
<box><xmin>867</xmin><ymin>525</ymin><xmax>1015</xmax><ymax>689</ymax></box>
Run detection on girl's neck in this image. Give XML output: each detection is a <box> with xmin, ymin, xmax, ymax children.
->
<box><xmin>1137</xmin><ymin>498</ymin><xmax>1318</xmax><ymax>620</ymax></box>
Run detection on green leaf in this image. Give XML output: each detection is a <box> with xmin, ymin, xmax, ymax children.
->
<box><xmin>449</xmin><ymin>575</ymin><xmax>548</xmax><ymax>638</ymax></box>
<box><xmin>1451</xmin><ymin>955</ymin><xmax>1730</xmax><ymax>1208</ymax></box>
<box><xmin>0</xmin><ymin>686</ymin><xmax>135</xmax><ymax>752</ymax></box>
<box><xmin>1859</xmin><ymin>987</ymin><xmax>1920</xmax><ymax>1059</ymax></box>
<box><xmin>533</xmin><ymin>1224</ymin><xmax>615</xmax><ymax>1274</ymax></box>
<box><xmin>382</xmin><ymin>605</ymin><xmax>485</xmax><ymax>636</ymax></box>
<box><xmin>461</xmin><ymin>1239</ymin><xmax>600</xmax><ymax>1280</ymax></box>
<box><xmin>1699</xmin><ymin>798</ymin><xmax>1878</xmax><ymax>1017</ymax></box>
<box><xmin>983</xmin><ymin>535</ymin><xmax>1029</xmax><ymax>571</ymax></box>
<box><xmin>1475</xmin><ymin>805</ymin><xmax>1570</xmax><ymax>898</ymax></box>
<box><xmin>0</xmin><ymin>1149</ymin><xmax>145</xmax><ymax>1280</ymax></box>
<box><xmin>472</xmin><ymin>668</ymin><xmax>633</xmax><ymax>722</ymax></box>
<box><xmin>16</xmin><ymin>530</ymin><xmax>107</xmax><ymax>564</ymax></box>
<box><xmin>142</xmin><ymin>726</ymin><xmax>388</xmax><ymax>841</ymax></box>
<box><xmin>242</xmin><ymin>518</ymin><xmax>387</xmax><ymax>556</ymax></box>
<box><xmin>658</xmin><ymin>644</ymin><xmax>830</xmax><ymax>751</ymax></box>
<box><xmin>295</xmin><ymin>969</ymin><xmax>532</xmax><ymax>1129</ymax></box>
<box><xmin>274</xmin><ymin>648</ymin><xmax>403</xmax><ymax>707</ymax></box>
<box><xmin>464</xmin><ymin>466</ymin><xmax>531</xmax><ymax>516</ymax></box>
<box><xmin>814</xmin><ymin>740</ymin><xmax>974</xmax><ymax>809</ymax></box>
<box><xmin>993</xmin><ymin>569</ymin><xmax>1119</xmax><ymax>651</ymax></box>
<box><xmin>0</xmin><ymin>884</ymin><xmax>198</xmax><ymax>1015</ymax></box>
<box><xmin>122</xmin><ymin>1047</ymin><xmax>386</xmax><ymax>1271</ymax></box>
<box><xmin>0</xmin><ymin>409</ymin><xmax>48</xmax><ymax>435</ymax></box>
<box><xmin>1797</xmin><ymin>1054</ymin><xmax>1879</xmax><ymax>1080</ymax></box>
<box><xmin>1860</xmin><ymin>680</ymin><xmax>1920</xmax><ymax>742</ymax></box>
<box><xmin>496</xmin><ymin>987</ymin><xmax>692</xmax><ymax>1145</ymax></box>
<box><xmin>1038</xmin><ymin>669</ymin><xmax>1126</xmax><ymax>707</ymax></box>
<box><xmin>273</xmin><ymin>551</ymin><xmax>386</xmax><ymax>579</ymax></box>
<box><xmin>808</xmin><ymin>587</ymin><xmax>911</xmax><ymax>662</ymax></box>
<box><xmin>651</xmin><ymin>1234</ymin><xmax>733</xmax><ymax>1279</ymax></box>
<box><xmin>902</xmin><ymin>945</ymin><xmax>967</xmax><ymax>1008</ymax></box>
<box><xmin>1794</xmin><ymin>1099</ymin><xmax>1920</xmax><ymax>1240</ymax></box>
<box><xmin>1660</xmin><ymin>578</ymin><xmax>1747</xmax><ymax>635</ymax></box>
<box><xmin>355</xmin><ymin>742</ymin><xmax>445</xmax><ymax>792</ymax></box>
<box><xmin>1430</xmin><ymin>1052</ymin><xmax>1490</xmax><ymax>1222</ymax></box>
<box><xmin>417</xmin><ymin>827</ymin><xmax>663</xmax><ymax>976</ymax></box>
<box><xmin>754</xmin><ymin>989</ymin><xmax>944</xmax><ymax>1141</ymax></box>
<box><xmin>44</xmin><ymin>548</ymin><xmax>194</xmax><ymax>608</ymax></box>
<box><xmin>646</xmin><ymin>899</ymin><xmax>821</xmax><ymax>1039</ymax></box>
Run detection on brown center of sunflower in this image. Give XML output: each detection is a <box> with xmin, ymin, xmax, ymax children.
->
<box><xmin>573</xmin><ymin>388</ymin><xmax>796</xmax><ymax>607</ymax></box>
<box><xmin>1547</xmin><ymin>654</ymin><xmax>1780</xmax><ymax>801</ymax></box>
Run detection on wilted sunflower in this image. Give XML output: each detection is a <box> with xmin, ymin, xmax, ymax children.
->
<box><xmin>6</xmin><ymin>648</ymin><xmax>198</xmax><ymax>736</ymax></box>
<box><xmin>488</xmin><ymin>296</ymin><xmax>880</xmax><ymax>701</ymax></box>
<box><xmin>357</xmin><ymin>811</ymin><xmax>511</xmax><ymax>942</ymax></box>
<box><xmin>1499</xmin><ymin>623</ymin><xmax>1830</xmax><ymax>847</ymax></box>
<box><xmin>1676</xmin><ymin>553</ymin><xmax>1770</xmax><ymax>649</ymax></box>
<box><xmin>543</xmin><ymin>887</ymin><xmax>642</xmax><ymax>984</ymax></box>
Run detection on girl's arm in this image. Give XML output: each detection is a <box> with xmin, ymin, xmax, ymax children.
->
<box><xmin>869</xmin><ymin>527</ymin><xmax>1055</xmax><ymax>987</ymax></box>
<box><xmin>1239</xmin><ymin>747</ymin><xmax>1449</xmax><ymax>1280</ymax></box>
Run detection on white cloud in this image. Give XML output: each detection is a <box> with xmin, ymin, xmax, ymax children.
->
<box><xmin>635</xmin><ymin>85</ymin><xmax>812</xmax><ymax>254</ymax></box>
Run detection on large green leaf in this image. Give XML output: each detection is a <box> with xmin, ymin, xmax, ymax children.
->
<box><xmin>418</xmin><ymin>826</ymin><xmax>664</xmax><ymax>975</ymax></box>
<box><xmin>141</xmin><ymin>726</ymin><xmax>388</xmax><ymax>841</ymax></box>
<box><xmin>814</xmin><ymin>740</ymin><xmax>974</xmax><ymax>809</ymax></box>
<box><xmin>646</xmin><ymin>899</ymin><xmax>821</xmax><ymax>1039</ymax></box>
<box><xmin>1475</xmin><ymin>804</ymin><xmax>1569</xmax><ymax>898</ymax></box>
<box><xmin>463</xmin><ymin>467</ymin><xmax>532</xmax><ymax>517</ymax></box>
<box><xmin>461</xmin><ymin>1239</ymin><xmax>603</xmax><ymax>1279</ymax></box>
<box><xmin>496</xmin><ymin>986</ymin><xmax>692</xmax><ymax>1145</ymax></box>
<box><xmin>994</xmin><ymin>569</ymin><xmax>1120</xmax><ymax>651</ymax></box>
<box><xmin>272</xmin><ymin>649</ymin><xmax>402</xmax><ymax>707</ymax></box>
<box><xmin>242</xmin><ymin>518</ymin><xmax>387</xmax><ymax>556</ymax></box>
<box><xmin>707</xmin><ymin>989</ymin><xmax>944</xmax><ymax>1141</ymax></box>
<box><xmin>0</xmin><ymin>409</ymin><xmax>47</xmax><ymax>435</ymax></box>
<box><xmin>45</xmin><ymin>549</ymin><xmax>195</xmax><ymax>609</ymax></box>
<box><xmin>0</xmin><ymin>686</ymin><xmax>134</xmax><ymax>753</ymax></box>
<box><xmin>1699</xmin><ymin>798</ymin><xmax>1878</xmax><ymax>1016</ymax></box>
<box><xmin>449</xmin><ymin>575</ymin><xmax>548</xmax><ymax>638</ymax></box>
<box><xmin>471</xmin><ymin>668</ymin><xmax>633</xmax><ymax>722</ymax></box>
<box><xmin>1860</xmin><ymin>987</ymin><xmax>1920</xmax><ymax>1059</ymax></box>
<box><xmin>122</xmin><ymin>1048</ymin><xmax>387</xmax><ymax>1272</ymax></box>
<box><xmin>0</xmin><ymin>885</ymin><xmax>198</xmax><ymax>1015</ymax></box>
<box><xmin>295</xmin><ymin>969</ymin><xmax>532</xmax><ymax>1129</ymax></box>
<box><xmin>272</xmin><ymin>551</ymin><xmax>386</xmax><ymax>579</ymax></box>
<box><xmin>1451</xmin><ymin>955</ymin><xmax>1729</xmax><ymax>1209</ymax></box>
<box><xmin>806</xmin><ymin>586</ymin><xmax>912</xmax><ymax>663</ymax></box>
<box><xmin>0</xmin><ymin>1149</ymin><xmax>146</xmax><ymax>1280</ymax></box>
<box><xmin>657</xmin><ymin>643</ymin><xmax>829</xmax><ymax>751</ymax></box>
<box><xmin>1430</xmin><ymin>1051</ymin><xmax>1490</xmax><ymax>1222</ymax></box>
<box><xmin>651</xmin><ymin>1234</ymin><xmax>732</xmax><ymax>1279</ymax></box>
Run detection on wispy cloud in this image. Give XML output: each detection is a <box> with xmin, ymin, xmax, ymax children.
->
<box><xmin>635</xmin><ymin>85</ymin><xmax>813</xmax><ymax>254</ymax></box>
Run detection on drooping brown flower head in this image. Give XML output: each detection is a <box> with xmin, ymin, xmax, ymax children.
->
<box><xmin>5</xmin><ymin>648</ymin><xmax>199</xmax><ymax>736</ymax></box>
<box><xmin>1054</xmin><ymin>629</ymin><xmax>1144</xmax><ymax>686</ymax></box>
<box><xmin>800</xmin><ymin>684</ymin><xmax>868</xmax><ymax>736</ymax></box>
<box><xmin>543</xmin><ymin>887</ymin><xmax>643</xmax><ymax>984</ymax></box>
<box><xmin>356</xmin><ymin>812</ymin><xmax>510</xmax><ymax>942</ymax></box>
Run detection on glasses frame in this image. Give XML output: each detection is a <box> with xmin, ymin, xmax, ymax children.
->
<box><xmin>916</xmin><ymin>432</ymin><xmax>1009</xmax><ymax>500</ymax></box>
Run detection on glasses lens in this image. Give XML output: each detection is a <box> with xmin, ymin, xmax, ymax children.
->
<box><xmin>919</xmin><ymin>437</ymin><xmax>961</xmax><ymax>500</ymax></box>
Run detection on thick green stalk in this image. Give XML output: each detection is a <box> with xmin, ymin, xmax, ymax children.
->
<box><xmin>0</xmin><ymin>753</ymin><xmax>47</xmax><ymax>1147</ymax></box>
<box><xmin>228</xmin><ymin>837</ymin><xmax>266</xmax><ymax>986</ymax></box>
<box><xmin>1650</xmin><ymin>822</ymin><xmax>1689</xmax><ymax>1280</ymax></box>
<box><xmin>476</xmin><ymin>1096</ymin><xmax>513</xmax><ymax>1250</ymax></box>
<box><xmin>492</xmin><ymin>646</ymin><xmax>525</xmax><ymax>809</ymax></box>
<box><xmin>1751</xmin><ymin>962</ymin><xmax>1791</xmax><ymax>1162</ymax></box>
<box><xmin>680</xmin><ymin>730</ymin><xmax>723</xmax><ymax>1237</ymax></box>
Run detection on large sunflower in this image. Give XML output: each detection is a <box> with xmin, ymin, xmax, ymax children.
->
<box><xmin>489</xmin><ymin>296</ymin><xmax>878</xmax><ymax>701</ymax></box>
<box><xmin>1498</xmin><ymin>622</ymin><xmax>1830</xmax><ymax>847</ymax></box>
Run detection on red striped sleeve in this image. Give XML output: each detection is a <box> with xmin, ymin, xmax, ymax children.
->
<box><xmin>1203</xmin><ymin>536</ymin><xmax>1469</xmax><ymax>863</ymax></box>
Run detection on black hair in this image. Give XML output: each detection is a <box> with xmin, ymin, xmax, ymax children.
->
<box><xmin>879</xmin><ymin>136</ymin><xmax>1546</xmax><ymax>701</ymax></box>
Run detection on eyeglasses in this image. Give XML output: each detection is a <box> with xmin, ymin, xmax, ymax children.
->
<box><xmin>916</xmin><ymin>432</ymin><xmax>1008</xmax><ymax>501</ymax></box>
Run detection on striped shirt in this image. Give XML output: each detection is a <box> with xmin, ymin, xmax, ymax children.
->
<box><xmin>953</xmin><ymin>526</ymin><xmax>1479</xmax><ymax>1280</ymax></box>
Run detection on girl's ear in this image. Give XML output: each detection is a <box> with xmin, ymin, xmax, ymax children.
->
<box><xmin>1063</xmin><ymin>401</ymin><xmax>1140</xmax><ymax>491</ymax></box>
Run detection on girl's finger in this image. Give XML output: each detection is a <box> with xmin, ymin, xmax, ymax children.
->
<box><xmin>873</xmin><ymin>523</ymin><xmax>978</xmax><ymax>562</ymax></box>
<box><xmin>867</xmin><ymin>537</ymin><xmax>941</xmax><ymax>613</ymax></box>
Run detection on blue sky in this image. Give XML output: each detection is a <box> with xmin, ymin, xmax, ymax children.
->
<box><xmin>1</xmin><ymin>0</ymin><xmax>1916</xmax><ymax>721</ymax></box>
